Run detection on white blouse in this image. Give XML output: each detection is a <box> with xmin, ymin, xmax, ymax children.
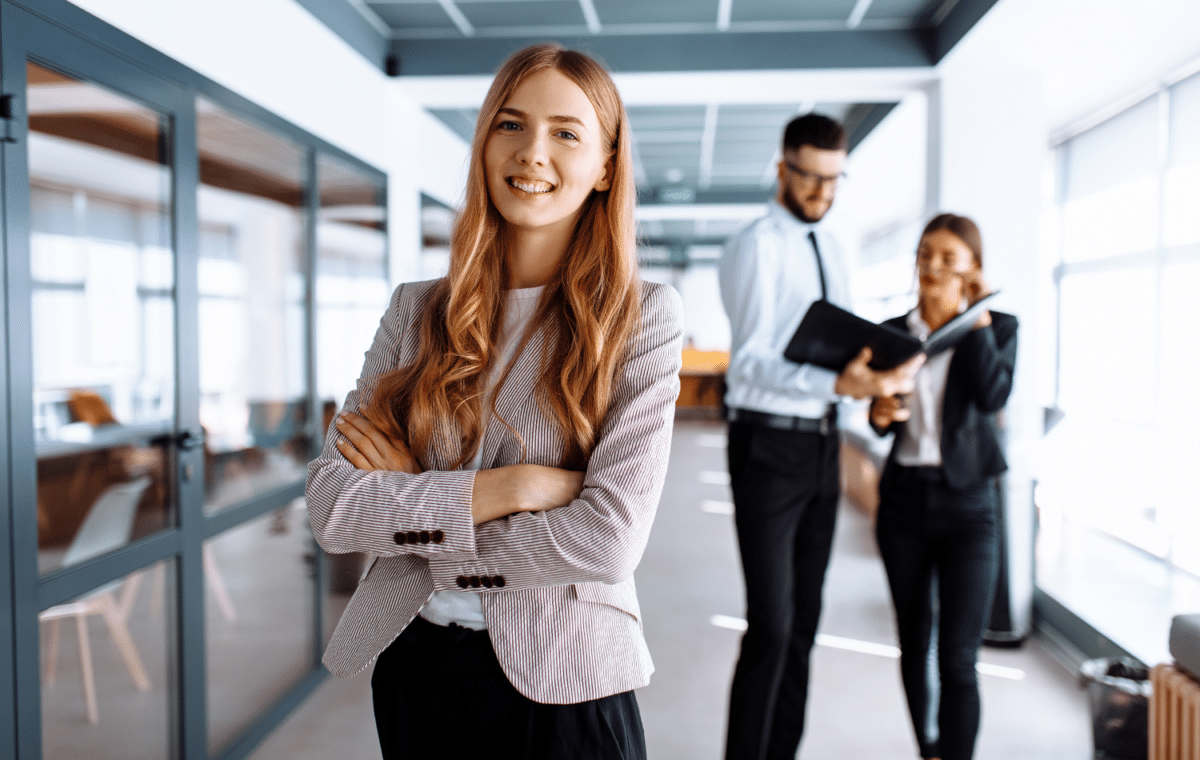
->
<box><xmin>419</xmin><ymin>285</ymin><xmax>544</xmax><ymax>630</ymax></box>
<box><xmin>894</xmin><ymin>308</ymin><xmax>955</xmax><ymax>467</ymax></box>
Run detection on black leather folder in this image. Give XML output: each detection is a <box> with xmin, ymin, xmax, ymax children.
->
<box><xmin>783</xmin><ymin>292</ymin><xmax>999</xmax><ymax>371</ymax></box>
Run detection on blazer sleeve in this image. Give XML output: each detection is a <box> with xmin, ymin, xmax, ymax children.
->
<box><xmin>425</xmin><ymin>283</ymin><xmax>684</xmax><ymax>591</ymax></box>
<box><xmin>953</xmin><ymin>312</ymin><xmax>1018</xmax><ymax>414</ymax></box>
<box><xmin>305</xmin><ymin>282</ymin><xmax>479</xmax><ymax>560</ymax></box>
<box><xmin>867</xmin><ymin>315</ymin><xmax>909</xmax><ymax>437</ymax></box>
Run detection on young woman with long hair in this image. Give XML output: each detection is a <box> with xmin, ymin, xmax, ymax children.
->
<box><xmin>306</xmin><ymin>44</ymin><xmax>682</xmax><ymax>760</ymax></box>
<box><xmin>869</xmin><ymin>213</ymin><xmax>1018</xmax><ymax>760</ymax></box>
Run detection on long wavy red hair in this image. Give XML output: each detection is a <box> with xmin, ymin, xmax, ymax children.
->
<box><xmin>363</xmin><ymin>43</ymin><xmax>640</xmax><ymax>470</ymax></box>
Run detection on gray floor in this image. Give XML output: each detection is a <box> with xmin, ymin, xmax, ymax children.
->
<box><xmin>249</xmin><ymin>420</ymin><xmax>1093</xmax><ymax>760</ymax></box>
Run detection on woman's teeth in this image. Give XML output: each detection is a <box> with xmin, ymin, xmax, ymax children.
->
<box><xmin>509</xmin><ymin>178</ymin><xmax>553</xmax><ymax>194</ymax></box>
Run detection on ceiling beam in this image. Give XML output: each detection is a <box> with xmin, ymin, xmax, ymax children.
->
<box><xmin>578</xmin><ymin>0</ymin><xmax>602</xmax><ymax>34</ymax></box>
<box><xmin>697</xmin><ymin>103</ymin><xmax>719</xmax><ymax>190</ymax></box>
<box><xmin>925</xmin><ymin>0</ymin><xmax>1003</xmax><ymax>63</ymax></box>
<box><xmin>845</xmin><ymin>102</ymin><xmax>899</xmax><ymax>150</ymax></box>
<box><xmin>389</xmin><ymin>29</ymin><xmax>933</xmax><ymax>76</ymax></box>
<box><xmin>436</xmin><ymin>0</ymin><xmax>475</xmax><ymax>37</ymax></box>
<box><xmin>847</xmin><ymin>0</ymin><xmax>874</xmax><ymax>30</ymax></box>
<box><xmin>293</xmin><ymin>0</ymin><xmax>389</xmax><ymax>68</ymax></box>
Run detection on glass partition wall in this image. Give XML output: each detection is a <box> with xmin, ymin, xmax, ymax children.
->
<box><xmin>1</xmin><ymin>4</ymin><xmax>389</xmax><ymax>759</ymax></box>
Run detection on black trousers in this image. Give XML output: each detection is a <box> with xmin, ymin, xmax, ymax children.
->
<box><xmin>875</xmin><ymin>467</ymin><xmax>1000</xmax><ymax>760</ymax></box>
<box><xmin>372</xmin><ymin>616</ymin><xmax>647</xmax><ymax>760</ymax></box>
<box><xmin>724</xmin><ymin>421</ymin><xmax>840</xmax><ymax>760</ymax></box>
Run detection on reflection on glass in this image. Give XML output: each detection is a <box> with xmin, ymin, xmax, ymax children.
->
<box><xmin>205</xmin><ymin>504</ymin><xmax>314</xmax><ymax>753</ymax></box>
<box><xmin>27</xmin><ymin>63</ymin><xmax>175</xmax><ymax>575</ymax></box>
<box><xmin>196</xmin><ymin>98</ymin><xmax>310</xmax><ymax>514</ymax></box>
<box><xmin>40</xmin><ymin>559</ymin><xmax>173</xmax><ymax>758</ymax></box>
<box><xmin>314</xmin><ymin>154</ymin><xmax>387</xmax><ymax>642</ymax></box>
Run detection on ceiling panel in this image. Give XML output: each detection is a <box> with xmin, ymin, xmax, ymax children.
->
<box><xmin>627</xmin><ymin>105</ymin><xmax>706</xmax><ymax>132</ymax></box>
<box><xmin>458</xmin><ymin>0</ymin><xmax>586</xmax><ymax>29</ymax></box>
<box><xmin>366</xmin><ymin>2</ymin><xmax>455</xmax><ymax>30</ymax></box>
<box><xmin>596</xmin><ymin>0</ymin><xmax>721</xmax><ymax>26</ymax></box>
<box><xmin>868</xmin><ymin>0</ymin><xmax>942</xmax><ymax>24</ymax></box>
<box><xmin>731</xmin><ymin>0</ymin><xmax>858</xmax><ymax>24</ymax></box>
<box><xmin>429</xmin><ymin>108</ymin><xmax>478</xmax><ymax>142</ymax></box>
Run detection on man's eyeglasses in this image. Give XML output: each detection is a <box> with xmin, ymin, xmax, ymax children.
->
<box><xmin>783</xmin><ymin>160</ymin><xmax>846</xmax><ymax>188</ymax></box>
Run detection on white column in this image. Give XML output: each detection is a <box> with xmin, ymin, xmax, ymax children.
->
<box><xmin>934</xmin><ymin>58</ymin><xmax>1047</xmax><ymax>638</ymax></box>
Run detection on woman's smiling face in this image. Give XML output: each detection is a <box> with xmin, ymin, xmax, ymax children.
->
<box><xmin>916</xmin><ymin>228</ymin><xmax>977</xmax><ymax>307</ymax></box>
<box><xmin>484</xmin><ymin>68</ymin><xmax>612</xmax><ymax>239</ymax></box>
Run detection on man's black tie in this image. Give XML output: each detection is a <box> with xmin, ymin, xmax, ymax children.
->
<box><xmin>808</xmin><ymin>230</ymin><xmax>828</xmax><ymax>301</ymax></box>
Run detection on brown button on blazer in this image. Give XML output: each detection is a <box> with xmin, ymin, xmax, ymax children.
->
<box><xmin>307</xmin><ymin>278</ymin><xmax>683</xmax><ymax>704</ymax></box>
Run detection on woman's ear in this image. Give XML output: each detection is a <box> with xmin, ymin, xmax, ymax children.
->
<box><xmin>594</xmin><ymin>156</ymin><xmax>614</xmax><ymax>192</ymax></box>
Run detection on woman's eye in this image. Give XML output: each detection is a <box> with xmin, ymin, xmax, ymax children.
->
<box><xmin>556</xmin><ymin>130</ymin><xmax>579</xmax><ymax>140</ymax></box>
<box><xmin>497</xmin><ymin>120</ymin><xmax>520</xmax><ymax>131</ymax></box>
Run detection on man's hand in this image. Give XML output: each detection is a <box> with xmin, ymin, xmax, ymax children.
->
<box><xmin>870</xmin><ymin>395</ymin><xmax>911</xmax><ymax>430</ymax></box>
<box><xmin>335</xmin><ymin>412</ymin><xmax>421</xmax><ymax>474</ymax></box>
<box><xmin>834</xmin><ymin>347</ymin><xmax>925</xmax><ymax>400</ymax></box>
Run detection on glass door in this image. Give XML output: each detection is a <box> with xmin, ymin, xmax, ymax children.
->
<box><xmin>2</xmin><ymin>6</ymin><xmax>201</xmax><ymax>758</ymax></box>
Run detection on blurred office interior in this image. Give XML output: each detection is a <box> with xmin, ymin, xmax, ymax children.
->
<box><xmin>1</xmin><ymin>0</ymin><xmax>1199</xmax><ymax>758</ymax></box>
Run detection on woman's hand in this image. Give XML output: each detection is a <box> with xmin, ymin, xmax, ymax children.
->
<box><xmin>334</xmin><ymin>412</ymin><xmax>421</xmax><ymax>474</ymax></box>
<box><xmin>870</xmin><ymin>395</ymin><xmax>912</xmax><ymax>430</ymax></box>
<box><xmin>471</xmin><ymin>464</ymin><xmax>584</xmax><ymax>525</ymax></box>
<box><xmin>959</xmin><ymin>268</ymin><xmax>993</xmax><ymax>328</ymax></box>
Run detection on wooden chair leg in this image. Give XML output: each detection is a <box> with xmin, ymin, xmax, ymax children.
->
<box><xmin>100</xmin><ymin>599</ymin><xmax>150</xmax><ymax>692</ymax></box>
<box><xmin>44</xmin><ymin>617</ymin><xmax>61</xmax><ymax>685</ymax></box>
<box><xmin>203</xmin><ymin>543</ymin><xmax>236</xmax><ymax>621</ymax></box>
<box><xmin>74</xmin><ymin>614</ymin><xmax>98</xmax><ymax>724</ymax></box>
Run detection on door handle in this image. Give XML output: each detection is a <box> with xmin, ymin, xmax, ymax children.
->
<box><xmin>150</xmin><ymin>428</ymin><xmax>205</xmax><ymax>451</ymax></box>
<box><xmin>176</xmin><ymin>428</ymin><xmax>204</xmax><ymax>451</ymax></box>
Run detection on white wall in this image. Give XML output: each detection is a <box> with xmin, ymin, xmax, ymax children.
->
<box><xmin>933</xmin><ymin>3</ymin><xmax>1053</xmax><ymax>640</ymax></box>
<box><xmin>69</xmin><ymin>0</ymin><xmax>469</xmax><ymax>286</ymax></box>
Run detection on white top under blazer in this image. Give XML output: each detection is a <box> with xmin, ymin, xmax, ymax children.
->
<box><xmin>307</xmin><ymin>278</ymin><xmax>684</xmax><ymax>704</ymax></box>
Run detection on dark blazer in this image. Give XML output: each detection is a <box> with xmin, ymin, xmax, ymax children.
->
<box><xmin>873</xmin><ymin>311</ymin><xmax>1018</xmax><ymax>492</ymax></box>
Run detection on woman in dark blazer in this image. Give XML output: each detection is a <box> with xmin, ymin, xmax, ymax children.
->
<box><xmin>869</xmin><ymin>213</ymin><xmax>1017</xmax><ymax>760</ymax></box>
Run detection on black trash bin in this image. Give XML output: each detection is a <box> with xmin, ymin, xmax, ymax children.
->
<box><xmin>1080</xmin><ymin>657</ymin><xmax>1151</xmax><ymax>759</ymax></box>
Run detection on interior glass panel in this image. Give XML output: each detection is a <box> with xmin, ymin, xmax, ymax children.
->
<box><xmin>204</xmin><ymin>507</ymin><xmax>314</xmax><ymax>754</ymax></box>
<box><xmin>27</xmin><ymin>62</ymin><xmax>176</xmax><ymax>575</ymax></box>
<box><xmin>195</xmin><ymin>97</ymin><xmax>310</xmax><ymax>514</ymax></box>
<box><xmin>40</xmin><ymin>559</ymin><xmax>174</xmax><ymax>759</ymax></box>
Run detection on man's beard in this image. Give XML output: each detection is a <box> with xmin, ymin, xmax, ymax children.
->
<box><xmin>781</xmin><ymin>186</ymin><xmax>827</xmax><ymax>224</ymax></box>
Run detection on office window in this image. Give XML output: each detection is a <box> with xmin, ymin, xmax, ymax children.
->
<box><xmin>1062</xmin><ymin>97</ymin><xmax>1159</xmax><ymax>263</ymax></box>
<box><xmin>1042</xmin><ymin>71</ymin><xmax>1200</xmax><ymax>618</ymax></box>
<box><xmin>1165</xmin><ymin>73</ymin><xmax>1200</xmax><ymax>248</ymax></box>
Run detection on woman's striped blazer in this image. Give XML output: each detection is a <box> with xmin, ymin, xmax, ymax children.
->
<box><xmin>307</xmin><ymin>278</ymin><xmax>683</xmax><ymax>704</ymax></box>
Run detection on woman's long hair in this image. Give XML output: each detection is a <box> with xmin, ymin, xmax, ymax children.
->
<box><xmin>363</xmin><ymin>43</ymin><xmax>640</xmax><ymax>470</ymax></box>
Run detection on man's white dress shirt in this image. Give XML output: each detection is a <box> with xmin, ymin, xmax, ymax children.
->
<box><xmin>719</xmin><ymin>200</ymin><xmax>850</xmax><ymax>419</ymax></box>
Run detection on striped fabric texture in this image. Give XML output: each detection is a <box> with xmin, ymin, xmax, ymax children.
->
<box><xmin>307</xmin><ymin>278</ymin><xmax>683</xmax><ymax>704</ymax></box>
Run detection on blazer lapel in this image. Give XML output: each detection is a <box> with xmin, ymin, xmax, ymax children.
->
<box><xmin>480</xmin><ymin>325</ymin><xmax>547</xmax><ymax>468</ymax></box>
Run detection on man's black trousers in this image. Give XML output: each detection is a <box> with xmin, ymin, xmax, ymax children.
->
<box><xmin>724</xmin><ymin>421</ymin><xmax>840</xmax><ymax>760</ymax></box>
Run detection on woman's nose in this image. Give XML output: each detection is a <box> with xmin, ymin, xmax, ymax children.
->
<box><xmin>516</xmin><ymin>131</ymin><xmax>549</xmax><ymax>165</ymax></box>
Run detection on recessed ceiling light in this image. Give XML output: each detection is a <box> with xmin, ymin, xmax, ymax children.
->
<box><xmin>664</xmin><ymin>167</ymin><xmax>684</xmax><ymax>183</ymax></box>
